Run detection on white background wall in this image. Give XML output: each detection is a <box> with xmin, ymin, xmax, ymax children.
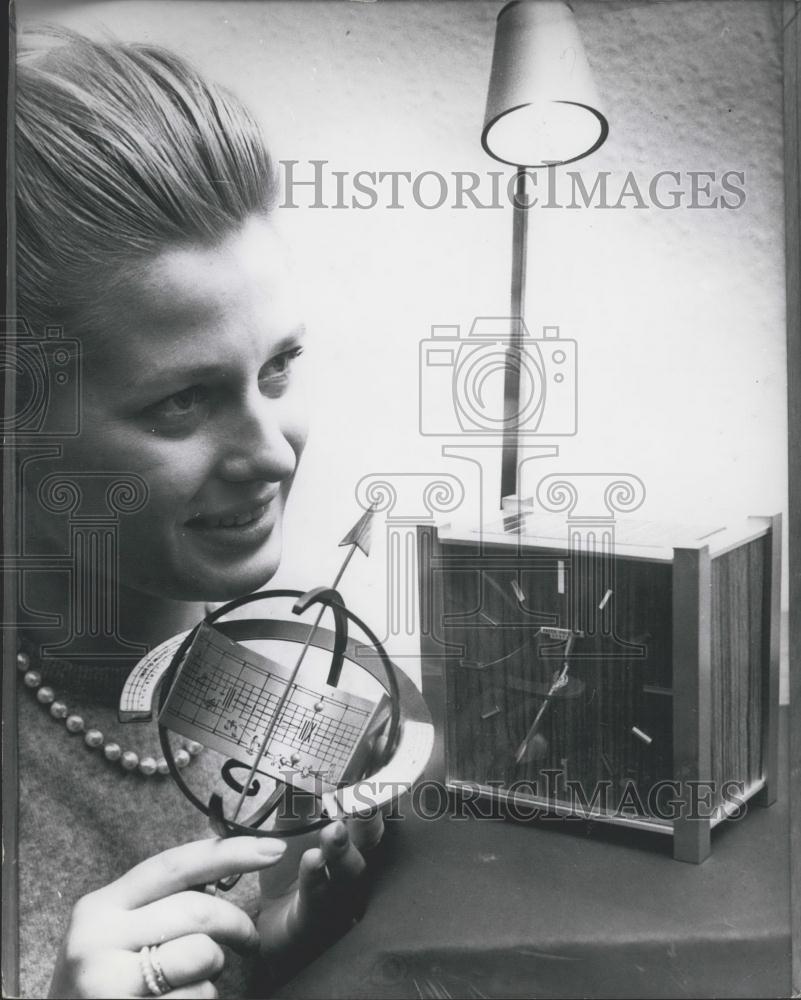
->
<box><xmin>18</xmin><ymin>0</ymin><xmax>789</xmax><ymax>696</ymax></box>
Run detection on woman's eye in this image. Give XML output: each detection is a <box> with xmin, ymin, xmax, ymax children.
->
<box><xmin>259</xmin><ymin>347</ymin><xmax>303</xmax><ymax>394</ymax></box>
<box><xmin>146</xmin><ymin>385</ymin><xmax>210</xmax><ymax>430</ymax></box>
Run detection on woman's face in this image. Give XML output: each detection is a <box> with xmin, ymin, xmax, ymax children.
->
<box><xmin>40</xmin><ymin>216</ymin><xmax>308</xmax><ymax>602</ymax></box>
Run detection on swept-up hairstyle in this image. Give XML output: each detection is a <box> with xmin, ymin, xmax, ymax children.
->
<box><xmin>16</xmin><ymin>26</ymin><xmax>276</xmax><ymax>335</ymax></box>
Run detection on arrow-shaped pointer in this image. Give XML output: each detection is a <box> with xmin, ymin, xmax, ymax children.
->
<box><xmin>230</xmin><ymin>502</ymin><xmax>378</xmax><ymax>822</ymax></box>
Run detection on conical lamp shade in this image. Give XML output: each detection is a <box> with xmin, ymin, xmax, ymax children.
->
<box><xmin>482</xmin><ymin>0</ymin><xmax>608</xmax><ymax>168</ymax></box>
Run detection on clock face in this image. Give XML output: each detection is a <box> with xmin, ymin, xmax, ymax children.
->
<box><xmin>441</xmin><ymin>544</ymin><xmax>676</xmax><ymax>820</ymax></box>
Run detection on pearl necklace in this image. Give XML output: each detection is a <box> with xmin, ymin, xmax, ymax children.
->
<box><xmin>16</xmin><ymin>649</ymin><xmax>204</xmax><ymax>777</ymax></box>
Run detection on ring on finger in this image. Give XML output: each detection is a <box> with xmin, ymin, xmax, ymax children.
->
<box><xmin>139</xmin><ymin>945</ymin><xmax>173</xmax><ymax>997</ymax></box>
<box><xmin>150</xmin><ymin>945</ymin><xmax>173</xmax><ymax>994</ymax></box>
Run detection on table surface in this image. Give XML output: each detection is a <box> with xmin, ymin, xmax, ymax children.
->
<box><xmin>278</xmin><ymin>710</ymin><xmax>791</xmax><ymax>1000</ymax></box>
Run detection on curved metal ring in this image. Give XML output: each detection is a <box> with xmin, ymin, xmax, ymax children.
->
<box><xmin>157</xmin><ymin>588</ymin><xmax>405</xmax><ymax>838</ymax></box>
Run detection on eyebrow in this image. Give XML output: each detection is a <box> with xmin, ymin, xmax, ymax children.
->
<box><xmin>120</xmin><ymin>327</ymin><xmax>306</xmax><ymax>394</ymax></box>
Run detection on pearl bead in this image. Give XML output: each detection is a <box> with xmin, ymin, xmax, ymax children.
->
<box><xmin>65</xmin><ymin>714</ymin><xmax>84</xmax><ymax>734</ymax></box>
<box><xmin>18</xmin><ymin>652</ymin><xmax>203</xmax><ymax>777</ymax></box>
<box><xmin>290</xmin><ymin>753</ymin><xmax>301</xmax><ymax>765</ymax></box>
<box><xmin>314</xmin><ymin>701</ymin><xmax>324</xmax><ymax>713</ymax></box>
<box><xmin>139</xmin><ymin>756</ymin><xmax>157</xmax><ymax>776</ymax></box>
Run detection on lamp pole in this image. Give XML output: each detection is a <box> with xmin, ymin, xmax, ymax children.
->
<box><xmin>483</xmin><ymin>1</ymin><xmax>608</xmax><ymax>507</ymax></box>
<box><xmin>500</xmin><ymin>166</ymin><xmax>529</xmax><ymax>505</ymax></box>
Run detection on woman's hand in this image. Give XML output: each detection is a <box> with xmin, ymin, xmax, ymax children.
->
<box><xmin>49</xmin><ymin>836</ymin><xmax>286</xmax><ymax>999</ymax></box>
<box><xmin>255</xmin><ymin>816</ymin><xmax>382</xmax><ymax>979</ymax></box>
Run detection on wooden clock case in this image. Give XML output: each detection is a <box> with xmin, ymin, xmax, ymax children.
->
<box><xmin>418</xmin><ymin>511</ymin><xmax>781</xmax><ymax>863</ymax></box>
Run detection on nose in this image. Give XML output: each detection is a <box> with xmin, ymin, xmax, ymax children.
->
<box><xmin>216</xmin><ymin>393</ymin><xmax>298</xmax><ymax>483</ymax></box>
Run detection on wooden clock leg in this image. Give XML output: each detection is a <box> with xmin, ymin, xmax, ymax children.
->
<box><xmin>754</xmin><ymin>513</ymin><xmax>782</xmax><ymax>808</ymax></box>
<box><xmin>418</xmin><ymin>524</ymin><xmax>447</xmax><ymax>787</ymax></box>
<box><xmin>672</xmin><ymin>543</ymin><xmax>713</xmax><ymax>864</ymax></box>
<box><xmin>673</xmin><ymin>813</ymin><xmax>712</xmax><ymax>864</ymax></box>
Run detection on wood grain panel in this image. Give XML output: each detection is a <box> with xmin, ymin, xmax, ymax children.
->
<box><xmin>710</xmin><ymin>537</ymin><xmax>767</xmax><ymax>807</ymax></box>
<box><xmin>443</xmin><ymin>542</ymin><xmax>674</xmax><ymax>819</ymax></box>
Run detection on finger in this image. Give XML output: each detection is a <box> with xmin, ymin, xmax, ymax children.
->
<box><xmin>346</xmin><ymin>811</ymin><xmax>385</xmax><ymax>853</ymax></box>
<box><xmin>294</xmin><ymin>845</ymin><xmax>347</xmax><ymax>934</ymax></box>
<box><xmin>297</xmin><ymin>848</ymin><xmax>327</xmax><ymax>895</ymax></box>
<box><xmin>63</xmin><ymin>945</ymin><xmax>219</xmax><ymax>1000</ymax></box>
<box><xmin>161</xmin><ymin>981</ymin><xmax>218</xmax><ymax>999</ymax></box>
<box><xmin>256</xmin><ymin>847</ymin><xmax>327</xmax><ymax>953</ymax></box>
<box><xmin>294</xmin><ymin>847</ymin><xmax>331</xmax><ymax>915</ymax></box>
<box><xmin>63</xmin><ymin>949</ymin><xmax>139</xmax><ymax>998</ymax></box>
<box><xmin>153</xmin><ymin>935</ymin><xmax>225</xmax><ymax>989</ymax></box>
<box><xmin>95</xmin><ymin>837</ymin><xmax>286</xmax><ymax>909</ymax></box>
<box><xmin>127</xmin><ymin>892</ymin><xmax>259</xmax><ymax>954</ymax></box>
<box><xmin>319</xmin><ymin>821</ymin><xmax>366</xmax><ymax>882</ymax></box>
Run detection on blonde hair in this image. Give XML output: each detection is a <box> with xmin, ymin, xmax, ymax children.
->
<box><xmin>16</xmin><ymin>26</ymin><xmax>276</xmax><ymax>334</ymax></box>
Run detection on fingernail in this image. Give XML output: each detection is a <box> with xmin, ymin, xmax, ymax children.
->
<box><xmin>332</xmin><ymin>821</ymin><xmax>348</xmax><ymax>845</ymax></box>
<box><xmin>257</xmin><ymin>838</ymin><xmax>287</xmax><ymax>856</ymax></box>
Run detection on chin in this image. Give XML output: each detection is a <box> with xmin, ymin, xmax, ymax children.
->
<box><xmin>130</xmin><ymin>539</ymin><xmax>284</xmax><ymax>605</ymax></box>
<box><xmin>199</xmin><ymin>564</ymin><xmax>282</xmax><ymax>603</ymax></box>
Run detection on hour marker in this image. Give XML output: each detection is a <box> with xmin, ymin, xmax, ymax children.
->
<box><xmin>539</xmin><ymin>626</ymin><xmax>583</xmax><ymax>640</ymax></box>
<box><xmin>481</xmin><ymin>685</ymin><xmax>501</xmax><ymax>719</ymax></box>
<box><xmin>631</xmin><ymin>726</ymin><xmax>653</xmax><ymax>745</ymax></box>
<box><xmin>510</xmin><ymin>579</ymin><xmax>525</xmax><ymax>602</ymax></box>
<box><xmin>643</xmin><ymin>685</ymin><xmax>672</xmax><ymax>697</ymax></box>
<box><xmin>598</xmin><ymin>589</ymin><xmax>613</xmax><ymax>610</ymax></box>
<box><xmin>557</xmin><ymin>560</ymin><xmax>565</xmax><ymax>594</ymax></box>
<box><xmin>481</xmin><ymin>687</ymin><xmax>500</xmax><ymax>720</ymax></box>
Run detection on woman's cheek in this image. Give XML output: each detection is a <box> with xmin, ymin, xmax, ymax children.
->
<box><xmin>124</xmin><ymin>435</ymin><xmax>218</xmax><ymax>504</ymax></box>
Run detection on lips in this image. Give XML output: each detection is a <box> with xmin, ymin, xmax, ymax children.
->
<box><xmin>184</xmin><ymin>490</ymin><xmax>281</xmax><ymax>534</ymax></box>
<box><xmin>186</xmin><ymin>503</ymin><xmax>270</xmax><ymax>531</ymax></box>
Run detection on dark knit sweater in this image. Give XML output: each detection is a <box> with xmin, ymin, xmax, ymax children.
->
<box><xmin>17</xmin><ymin>665</ymin><xmax>261</xmax><ymax>999</ymax></box>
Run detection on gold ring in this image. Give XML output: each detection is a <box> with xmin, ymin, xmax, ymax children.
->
<box><xmin>139</xmin><ymin>945</ymin><xmax>172</xmax><ymax>996</ymax></box>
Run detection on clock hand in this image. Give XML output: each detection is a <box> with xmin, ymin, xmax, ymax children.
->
<box><xmin>514</xmin><ymin>661</ymin><xmax>570</xmax><ymax>763</ymax></box>
<box><xmin>514</xmin><ymin>631</ymin><xmax>576</xmax><ymax>764</ymax></box>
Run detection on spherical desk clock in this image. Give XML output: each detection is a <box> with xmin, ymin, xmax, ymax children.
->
<box><xmin>120</xmin><ymin>514</ymin><xmax>433</xmax><ymax>872</ymax></box>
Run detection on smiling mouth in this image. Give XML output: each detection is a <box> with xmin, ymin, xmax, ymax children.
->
<box><xmin>186</xmin><ymin>502</ymin><xmax>272</xmax><ymax>531</ymax></box>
